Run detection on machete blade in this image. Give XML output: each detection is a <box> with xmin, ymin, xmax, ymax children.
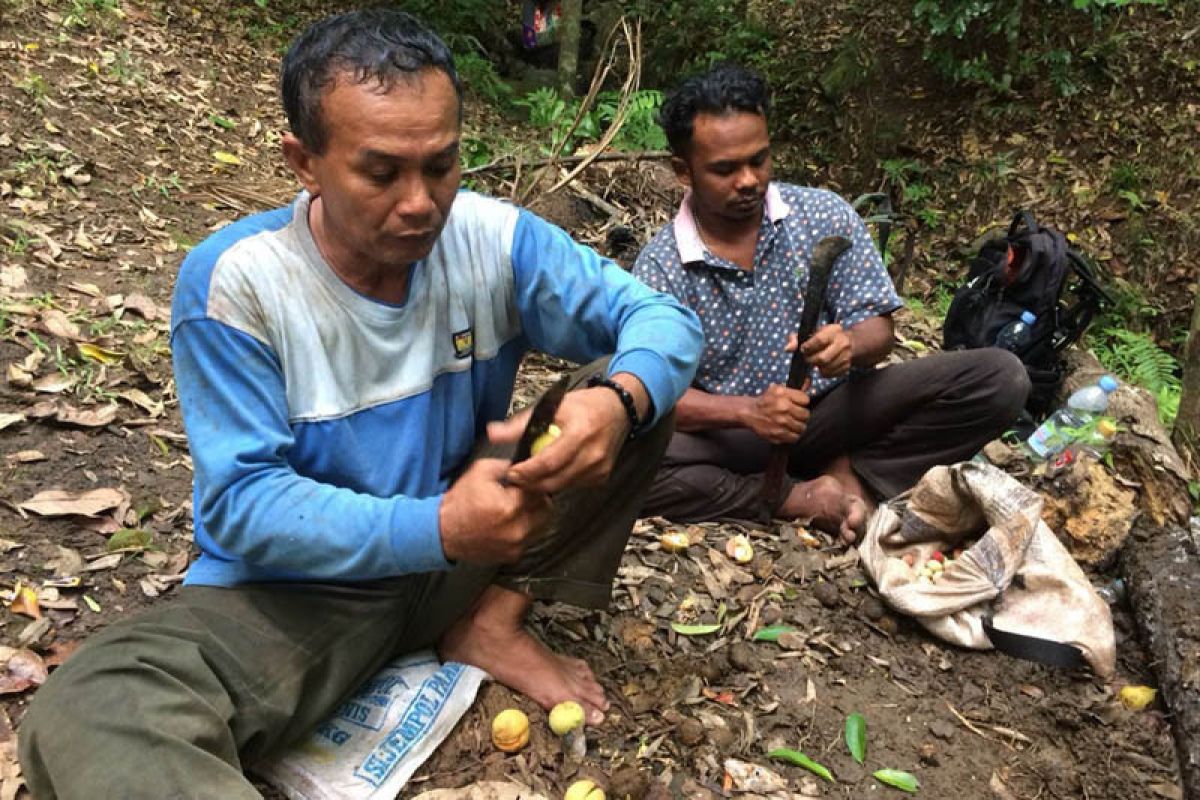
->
<box><xmin>512</xmin><ymin>374</ymin><xmax>571</xmax><ymax>464</ymax></box>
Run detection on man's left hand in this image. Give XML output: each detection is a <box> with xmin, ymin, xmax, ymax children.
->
<box><xmin>799</xmin><ymin>323</ymin><xmax>852</xmax><ymax>378</ymax></box>
<box><xmin>490</xmin><ymin>385</ymin><xmax>632</xmax><ymax>494</ymax></box>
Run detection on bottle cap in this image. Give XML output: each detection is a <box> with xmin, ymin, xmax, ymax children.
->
<box><xmin>1097</xmin><ymin>419</ymin><xmax>1117</xmax><ymax>438</ymax></box>
<box><xmin>1020</xmin><ymin>311</ymin><xmax>1036</xmax><ymax>324</ymax></box>
<box><xmin>1099</xmin><ymin>375</ymin><xmax>1119</xmax><ymax>393</ymax></box>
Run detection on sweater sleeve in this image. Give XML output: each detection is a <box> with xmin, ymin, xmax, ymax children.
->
<box><xmin>172</xmin><ymin>318</ymin><xmax>451</xmax><ymax>580</ymax></box>
<box><xmin>509</xmin><ymin>210</ymin><xmax>702</xmax><ymax>423</ymax></box>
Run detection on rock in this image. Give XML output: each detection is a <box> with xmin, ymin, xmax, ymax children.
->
<box><xmin>760</xmin><ymin>603</ymin><xmax>783</xmax><ymax>625</ymax></box>
<box><xmin>929</xmin><ymin>718</ymin><xmax>956</xmax><ymax>741</ymax></box>
<box><xmin>861</xmin><ymin>596</ymin><xmax>886</xmax><ymax>621</ymax></box>
<box><xmin>696</xmin><ymin>653</ymin><xmax>728</xmax><ymax>681</ymax></box>
<box><xmin>704</xmin><ymin>719</ymin><xmax>736</xmax><ymax>752</ymax></box>
<box><xmin>609</xmin><ymin>765</ymin><xmax>649</xmax><ymax>800</ymax></box>
<box><xmin>677</xmin><ymin>716</ymin><xmax>705</xmax><ymax>746</ymax></box>
<box><xmin>728</xmin><ymin>642</ymin><xmax>760</xmax><ymax>672</ymax></box>
<box><xmin>812</xmin><ymin>580</ymin><xmax>839</xmax><ymax>608</ymax></box>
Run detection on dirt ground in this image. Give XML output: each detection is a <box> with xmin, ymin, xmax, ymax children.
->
<box><xmin>0</xmin><ymin>2</ymin><xmax>1186</xmax><ymax>798</ymax></box>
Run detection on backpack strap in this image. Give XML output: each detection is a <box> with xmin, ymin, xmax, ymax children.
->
<box><xmin>1009</xmin><ymin>210</ymin><xmax>1038</xmax><ymax>239</ymax></box>
<box><xmin>982</xmin><ymin>616</ymin><xmax>1088</xmax><ymax>670</ymax></box>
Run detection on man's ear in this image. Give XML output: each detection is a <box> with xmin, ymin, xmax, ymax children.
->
<box><xmin>282</xmin><ymin>133</ymin><xmax>321</xmax><ymax>195</ymax></box>
<box><xmin>671</xmin><ymin>155</ymin><xmax>692</xmax><ymax>189</ymax></box>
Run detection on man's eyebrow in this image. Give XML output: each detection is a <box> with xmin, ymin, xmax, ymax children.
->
<box><xmin>359</xmin><ymin>141</ymin><xmax>461</xmax><ymax>163</ymax></box>
<box><xmin>706</xmin><ymin>147</ymin><xmax>770</xmax><ymax>170</ymax></box>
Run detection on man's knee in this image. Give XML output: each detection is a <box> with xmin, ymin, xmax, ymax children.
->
<box><xmin>973</xmin><ymin>349</ymin><xmax>1031</xmax><ymax>420</ymax></box>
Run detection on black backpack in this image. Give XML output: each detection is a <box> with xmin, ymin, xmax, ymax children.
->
<box><xmin>942</xmin><ymin>211</ymin><xmax>1111</xmax><ymax>416</ymax></box>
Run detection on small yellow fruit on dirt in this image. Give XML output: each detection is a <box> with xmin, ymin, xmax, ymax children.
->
<box><xmin>564</xmin><ymin>779</ymin><xmax>606</xmax><ymax>800</ymax></box>
<box><xmin>1119</xmin><ymin>685</ymin><xmax>1157</xmax><ymax>711</ymax></box>
<box><xmin>531</xmin><ymin>424</ymin><xmax>563</xmax><ymax>457</ymax></box>
<box><xmin>549</xmin><ymin>700</ymin><xmax>586</xmax><ymax>735</ymax></box>
<box><xmin>725</xmin><ymin>534</ymin><xmax>754</xmax><ymax>564</ymax></box>
<box><xmin>491</xmin><ymin>708</ymin><xmax>530</xmax><ymax>752</ymax></box>
<box><xmin>660</xmin><ymin>531</ymin><xmax>691</xmax><ymax>553</ymax></box>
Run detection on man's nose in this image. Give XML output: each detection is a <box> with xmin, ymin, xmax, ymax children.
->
<box><xmin>735</xmin><ymin>166</ymin><xmax>759</xmax><ymax>190</ymax></box>
<box><xmin>393</xmin><ymin>177</ymin><xmax>435</xmax><ymax>221</ymax></box>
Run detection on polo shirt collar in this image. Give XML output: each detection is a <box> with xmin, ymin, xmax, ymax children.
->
<box><xmin>673</xmin><ymin>182</ymin><xmax>791</xmax><ymax>264</ymax></box>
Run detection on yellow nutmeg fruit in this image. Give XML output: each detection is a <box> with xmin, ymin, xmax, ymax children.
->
<box><xmin>1118</xmin><ymin>685</ymin><xmax>1156</xmax><ymax>711</ymax></box>
<box><xmin>564</xmin><ymin>779</ymin><xmax>606</xmax><ymax>800</ymax></box>
<box><xmin>660</xmin><ymin>531</ymin><xmax>691</xmax><ymax>553</ymax></box>
<box><xmin>531</xmin><ymin>424</ymin><xmax>563</xmax><ymax>457</ymax></box>
<box><xmin>725</xmin><ymin>534</ymin><xmax>754</xmax><ymax>564</ymax></box>
<box><xmin>548</xmin><ymin>700</ymin><xmax>586</xmax><ymax>736</ymax></box>
<box><xmin>491</xmin><ymin>708</ymin><xmax>530</xmax><ymax>752</ymax></box>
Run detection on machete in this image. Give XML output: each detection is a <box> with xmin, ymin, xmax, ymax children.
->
<box><xmin>511</xmin><ymin>374</ymin><xmax>571</xmax><ymax>465</ymax></box>
<box><xmin>759</xmin><ymin>235</ymin><xmax>852</xmax><ymax>516</ymax></box>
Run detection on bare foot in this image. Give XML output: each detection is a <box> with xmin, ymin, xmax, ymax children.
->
<box><xmin>778</xmin><ymin>475</ymin><xmax>868</xmax><ymax>544</ymax></box>
<box><xmin>438</xmin><ymin>585</ymin><xmax>609</xmax><ymax>725</ymax></box>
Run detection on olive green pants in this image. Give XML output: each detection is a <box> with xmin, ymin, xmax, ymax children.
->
<box><xmin>19</xmin><ymin>374</ymin><xmax>671</xmax><ymax>799</ymax></box>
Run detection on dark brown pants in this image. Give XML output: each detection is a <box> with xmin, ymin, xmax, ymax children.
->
<box><xmin>18</xmin><ymin>362</ymin><xmax>672</xmax><ymax>800</ymax></box>
<box><xmin>641</xmin><ymin>349</ymin><xmax>1030</xmax><ymax>522</ymax></box>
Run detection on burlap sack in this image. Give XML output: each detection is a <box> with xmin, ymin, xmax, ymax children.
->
<box><xmin>860</xmin><ymin>461</ymin><xmax>1115</xmax><ymax>678</ymax></box>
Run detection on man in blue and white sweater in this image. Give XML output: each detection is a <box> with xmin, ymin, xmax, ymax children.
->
<box><xmin>18</xmin><ymin>10</ymin><xmax>701</xmax><ymax>797</ymax></box>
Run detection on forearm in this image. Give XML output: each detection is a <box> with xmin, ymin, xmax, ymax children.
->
<box><xmin>849</xmin><ymin>315</ymin><xmax>896</xmax><ymax>368</ymax></box>
<box><xmin>674</xmin><ymin>387</ymin><xmax>754</xmax><ymax>432</ymax></box>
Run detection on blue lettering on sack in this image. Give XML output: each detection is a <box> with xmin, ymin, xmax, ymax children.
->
<box><xmin>352</xmin><ymin>664</ymin><xmax>464</xmax><ymax>788</ymax></box>
<box><xmin>315</xmin><ymin>721</ymin><xmax>352</xmax><ymax>746</ymax></box>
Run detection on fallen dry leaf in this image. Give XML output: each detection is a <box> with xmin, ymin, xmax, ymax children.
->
<box><xmin>0</xmin><ymin>649</ymin><xmax>48</xmax><ymax>696</ymax></box>
<box><xmin>17</xmin><ymin>487</ymin><xmax>127</xmax><ymax>517</ymax></box>
<box><xmin>0</xmin><ymin>265</ymin><xmax>28</xmax><ymax>290</ymax></box>
<box><xmin>8</xmin><ymin>586</ymin><xmax>40</xmax><ymax>620</ymax></box>
<box><xmin>39</xmin><ymin>308</ymin><xmax>82</xmax><ymax>341</ymax></box>
<box><xmin>0</xmin><ymin>413</ymin><xmax>24</xmax><ymax>432</ymax></box>
<box><xmin>121</xmin><ymin>292</ymin><xmax>160</xmax><ymax>321</ymax></box>
<box><xmin>43</xmin><ymin>639</ymin><xmax>82</xmax><ymax>669</ymax></box>
<box><xmin>6</xmin><ymin>450</ymin><xmax>45</xmax><ymax>463</ymax></box>
<box><xmin>31</xmin><ymin>373</ymin><xmax>76</xmax><ymax>394</ymax></box>
<box><xmin>55</xmin><ymin>403</ymin><xmax>118</xmax><ymax>427</ymax></box>
<box><xmin>117</xmin><ymin>388</ymin><xmax>163</xmax><ymax>417</ymax></box>
<box><xmin>76</xmin><ymin>342</ymin><xmax>124</xmax><ymax>365</ymax></box>
<box><xmin>45</xmin><ymin>546</ymin><xmax>83</xmax><ymax>577</ymax></box>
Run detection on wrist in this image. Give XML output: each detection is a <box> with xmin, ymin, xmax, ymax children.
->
<box><xmin>588</xmin><ymin>374</ymin><xmax>642</xmax><ymax>437</ymax></box>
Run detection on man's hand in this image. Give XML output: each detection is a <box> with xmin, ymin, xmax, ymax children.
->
<box><xmin>439</xmin><ymin>458</ymin><xmax>552</xmax><ymax>564</ymax></box>
<box><xmin>799</xmin><ymin>323</ymin><xmax>853</xmax><ymax>378</ymax></box>
<box><xmin>739</xmin><ymin>383</ymin><xmax>810</xmax><ymax>444</ymax></box>
<box><xmin>491</xmin><ymin>383</ymin><xmax>635</xmax><ymax>495</ymax></box>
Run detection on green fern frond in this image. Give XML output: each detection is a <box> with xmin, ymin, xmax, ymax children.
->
<box><xmin>1091</xmin><ymin>327</ymin><xmax>1181</xmax><ymax>426</ymax></box>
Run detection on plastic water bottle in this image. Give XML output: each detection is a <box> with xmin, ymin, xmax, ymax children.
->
<box><xmin>1025</xmin><ymin>375</ymin><xmax>1119</xmax><ymax>460</ymax></box>
<box><xmin>995</xmin><ymin>310</ymin><xmax>1037</xmax><ymax>352</ymax></box>
<box><xmin>1049</xmin><ymin>417</ymin><xmax>1118</xmax><ymax>473</ymax></box>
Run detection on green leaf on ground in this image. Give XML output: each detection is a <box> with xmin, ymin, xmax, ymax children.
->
<box><xmin>752</xmin><ymin>624</ymin><xmax>797</xmax><ymax>642</ymax></box>
<box><xmin>845</xmin><ymin>712</ymin><xmax>867</xmax><ymax>764</ymax></box>
<box><xmin>670</xmin><ymin>622</ymin><xmax>721</xmax><ymax>636</ymax></box>
<box><xmin>768</xmin><ymin>748</ymin><xmax>834</xmax><ymax>783</ymax></box>
<box><xmin>874</xmin><ymin>769</ymin><xmax>920</xmax><ymax>793</ymax></box>
<box><xmin>106</xmin><ymin>528</ymin><xmax>153</xmax><ymax>552</ymax></box>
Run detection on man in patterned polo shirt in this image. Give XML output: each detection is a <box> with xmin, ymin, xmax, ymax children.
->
<box><xmin>633</xmin><ymin>64</ymin><xmax>1030</xmax><ymax>542</ymax></box>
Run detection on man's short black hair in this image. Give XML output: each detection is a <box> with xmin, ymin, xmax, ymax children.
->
<box><xmin>658</xmin><ymin>64</ymin><xmax>771</xmax><ymax>156</ymax></box>
<box><xmin>281</xmin><ymin>9</ymin><xmax>462</xmax><ymax>154</ymax></box>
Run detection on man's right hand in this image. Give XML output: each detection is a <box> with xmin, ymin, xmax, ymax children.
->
<box><xmin>739</xmin><ymin>383</ymin><xmax>810</xmax><ymax>444</ymax></box>
<box><xmin>438</xmin><ymin>458</ymin><xmax>552</xmax><ymax>564</ymax></box>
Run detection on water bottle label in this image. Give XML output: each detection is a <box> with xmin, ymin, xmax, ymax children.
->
<box><xmin>1027</xmin><ymin>423</ymin><xmax>1060</xmax><ymax>458</ymax></box>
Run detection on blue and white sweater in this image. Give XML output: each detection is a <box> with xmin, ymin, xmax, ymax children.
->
<box><xmin>170</xmin><ymin>190</ymin><xmax>702</xmax><ymax>587</ymax></box>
